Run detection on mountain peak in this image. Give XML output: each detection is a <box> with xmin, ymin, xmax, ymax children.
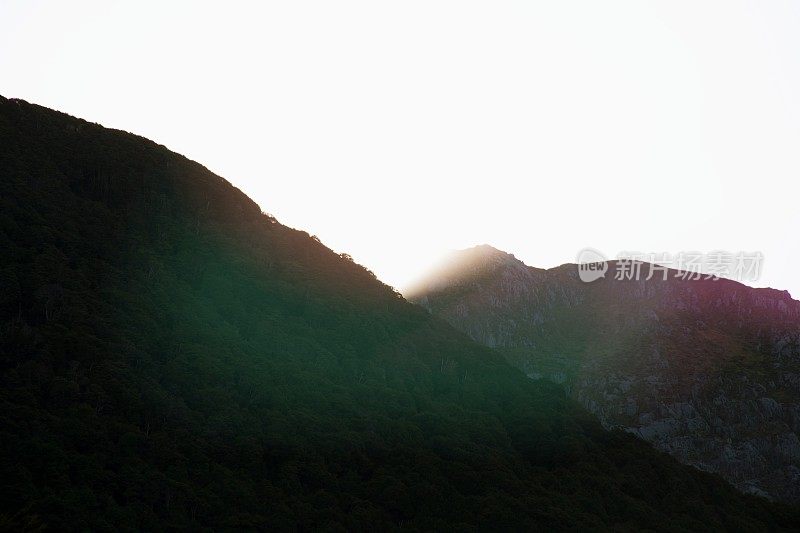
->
<box><xmin>410</xmin><ymin>244</ymin><xmax>800</xmax><ymax>503</ymax></box>
<box><xmin>404</xmin><ymin>244</ymin><xmax>531</xmax><ymax>298</ymax></box>
<box><xmin>450</xmin><ymin>243</ymin><xmax>520</xmax><ymax>265</ymax></box>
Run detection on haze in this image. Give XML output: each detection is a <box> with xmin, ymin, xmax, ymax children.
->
<box><xmin>2</xmin><ymin>1</ymin><xmax>798</xmax><ymax>295</ymax></box>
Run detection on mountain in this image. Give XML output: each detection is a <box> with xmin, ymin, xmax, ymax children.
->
<box><xmin>0</xmin><ymin>97</ymin><xmax>797</xmax><ymax>530</ymax></box>
<box><xmin>407</xmin><ymin>245</ymin><xmax>800</xmax><ymax>503</ymax></box>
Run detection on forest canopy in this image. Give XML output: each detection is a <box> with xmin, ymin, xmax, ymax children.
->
<box><xmin>0</xmin><ymin>96</ymin><xmax>797</xmax><ymax>530</ymax></box>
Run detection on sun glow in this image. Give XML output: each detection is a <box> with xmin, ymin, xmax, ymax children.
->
<box><xmin>2</xmin><ymin>1</ymin><xmax>799</xmax><ymax>295</ymax></box>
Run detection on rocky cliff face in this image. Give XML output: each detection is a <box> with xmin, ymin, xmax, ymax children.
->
<box><xmin>408</xmin><ymin>245</ymin><xmax>800</xmax><ymax>502</ymax></box>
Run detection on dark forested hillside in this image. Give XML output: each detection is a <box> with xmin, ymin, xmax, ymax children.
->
<box><xmin>408</xmin><ymin>245</ymin><xmax>800</xmax><ymax>503</ymax></box>
<box><xmin>0</xmin><ymin>97</ymin><xmax>797</xmax><ymax>530</ymax></box>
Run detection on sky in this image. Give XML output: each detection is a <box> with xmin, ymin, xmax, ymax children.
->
<box><xmin>2</xmin><ymin>1</ymin><xmax>799</xmax><ymax>296</ymax></box>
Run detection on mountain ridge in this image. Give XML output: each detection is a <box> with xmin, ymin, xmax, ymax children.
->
<box><xmin>407</xmin><ymin>244</ymin><xmax>795</xmax><ymax>302</ymax></box>
<box><xmin>409</xmin><ymin>245</ymin><xmax>800</xmax><ymax>502</ymax></box>
<box><xmin>2</xmin><ymin>96</ymin><xmax>798</xmax><ymax>529</ymax></box>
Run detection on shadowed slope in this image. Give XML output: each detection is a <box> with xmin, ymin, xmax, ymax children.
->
<box><xmin>0</xmin><ymin>98</ymin><xmax>797</xmax><ymax>530</ymax></box>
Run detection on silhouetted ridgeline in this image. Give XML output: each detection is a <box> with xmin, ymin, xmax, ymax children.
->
<box><xmin>0</xmin><ymin>96</ymin><xmax>798</xmax><ymax>530</ymax></box>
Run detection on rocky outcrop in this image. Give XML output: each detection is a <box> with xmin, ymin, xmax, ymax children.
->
<box><xmin>408</xmin><ymin>245</ymin><xmax>800</xmax><ymax>502</ymax></box>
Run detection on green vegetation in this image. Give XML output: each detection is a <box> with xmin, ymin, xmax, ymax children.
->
<box><xmin>1</xmin><ymin>96</ymin><xmax>797</xmax><ymax>530</ymax></box>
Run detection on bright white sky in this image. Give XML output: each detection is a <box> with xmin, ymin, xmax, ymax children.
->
<box><xmin>2</xmin><ymin>1</ymin><xmax>799</xmax><ymax>296</ymax></box>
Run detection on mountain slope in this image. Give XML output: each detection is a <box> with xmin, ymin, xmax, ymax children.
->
<box><xmin>407</xmin><ymin>245</ymin><xmax>800</xmax><ymax>503</ymax></box>
<box><xmin>0</xmin><ymin>97</ymin><xmax>797</xmax><ymax>530</ymax></box>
